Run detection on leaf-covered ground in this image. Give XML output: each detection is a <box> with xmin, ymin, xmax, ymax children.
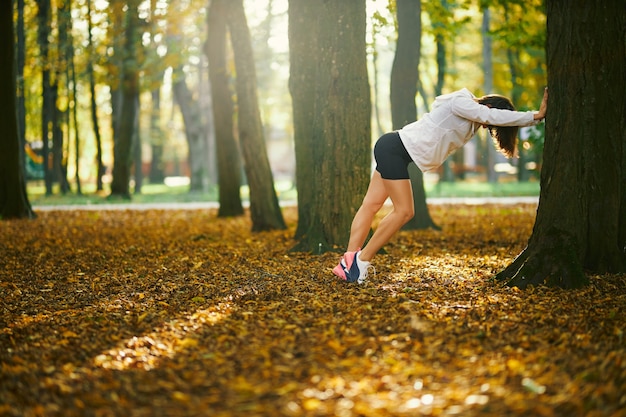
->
<box><xmin>1</xmin><ymin>204</ymin><xmax>625</xmax><ymax>417</ymax></box>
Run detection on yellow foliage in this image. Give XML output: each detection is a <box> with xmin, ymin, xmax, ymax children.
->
<box><xmin>0</xmin><ymin>206</ymin><xmax>624</xmax><ymax>416</ymax></box>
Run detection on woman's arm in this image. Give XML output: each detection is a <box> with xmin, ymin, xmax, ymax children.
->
<box><xmin>450</xmin><ymin>88</ymin><xmax>548</xmax><ymax>127</ymax></box>
<box><xmin>451</xmin><ymin>96</ymin><xmax>536</xmax><ymax>127</ymax></box>
<box><xmin>533</xmin><ymin>87</ymin><xmax>548</xmax><ymax>121</ymax></box>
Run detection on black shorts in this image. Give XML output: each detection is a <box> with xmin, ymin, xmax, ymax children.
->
<box><xmin>374</xmin><ymin>132</ymin><xmax>413</xmax><ymax>180</ymax></box>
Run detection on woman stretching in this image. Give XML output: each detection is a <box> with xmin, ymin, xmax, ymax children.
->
<box><xmin>333</xmin><ymin>87</ymin><xmax>549</xmax><ymax>284</ymax></box>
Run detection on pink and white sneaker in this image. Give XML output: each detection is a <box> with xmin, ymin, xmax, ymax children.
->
<box><xmin>332</xmin><ymin>251</ymin><xmax>356</xmax><ymax>280</ymax></box>
<box><xmin>332</xmin><ymin>250</ymin><xmax>368</xmax><ymax>283</ymax></box>
<box><xmin>332</xmin><ymin>257</ymin><xmax>348</xmax><ymax>280</ymax></box>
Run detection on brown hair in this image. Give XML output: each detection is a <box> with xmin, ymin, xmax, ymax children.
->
<box><xmin>476</xmin><ymin>95</ymin><xmax>519</xmax><ymax>158</ymax></box>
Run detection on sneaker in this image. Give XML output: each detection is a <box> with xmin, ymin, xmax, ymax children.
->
<box><xmin>332</xmin><ymin>257</ymin><xmax>347</xmax><ymax>280</ymax></box>
<box><xmin>332</xmin><ymin>250</ymin><xmax>359</xmax><ymax>281</ymax></box>
<box><xmin>344</xmin><ymin>251</ymin><xmax>374</xmax><ymax>284</ymax></box>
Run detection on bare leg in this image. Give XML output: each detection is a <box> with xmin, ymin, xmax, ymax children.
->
<box><xmin>347</xmin><ymin>171</ymin><xmax>389</xmax><ymax>252</ymax></box>
<box><xmin>358</xmin><ymin>176</ymin><xmax>414</xmax><ymax>262</ymax></box>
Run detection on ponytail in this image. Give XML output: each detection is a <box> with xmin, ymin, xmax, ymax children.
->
<box><xmin>476</xmin><ymin>95</ymin><xmax>519</xmax><ymax>158</ymax></box>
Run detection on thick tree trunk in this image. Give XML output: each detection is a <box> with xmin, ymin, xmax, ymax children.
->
<box><xmin>0</xmin><ymin>1</ymin><xmax>34</xmax><ymax>219</ymax></box>
<box><xmin>227</xmin><ymin>0</ymin><xmax>285</xmax><ymax>232</ymax></box>
<box><xmin>497</xmin><ymin>0</ymin><xmax>626</xmax><ymax>288</ymax></box>
<box><xmin>207</xmin><ymin>0</ymin><xmax>244</xmax><ymax>217</ymax></box>
<box><xmin>289</xmin><ymin>0</ymin><xmax>371</xmax><ymax>252</ymax></box>
<box><xmin>391</xmin><ymin>0</ymin><xmax>439</xmax><ymax>231</ymax></box>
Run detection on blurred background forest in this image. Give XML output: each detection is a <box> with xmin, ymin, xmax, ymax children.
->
<box><xmin>17</xmin><ymin>0</ymin><xmax>547</xmax><ymax>203</ymax></box>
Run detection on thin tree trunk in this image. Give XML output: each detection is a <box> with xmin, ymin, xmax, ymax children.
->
<box><xmin>391</xmin><ymin>0</ymin><xmax>439</xmax><ymax>231</ymax></box>
<box><xmin>172</xmin><ymin>68</ymin><xmax>208</xmax><ymax>193</ymax></box>
<box><xmin>64</xmin><ymin>0</ymin><xmax>82</xmax><ymax>195</ymax></box>
<box><xmin>50</xmin><ymin>82</ymin><xmax>70</xmax><ymax>194</ymax></box>
<box><xmin>16</xmin><ymin>0</ymin><xmax>26</xmax><ymax>159</ymax></box>
<box><xmin>148</xmin><ymin>87</ymin><xmax>165</xmax><ymax>184</ymax></box>
<box><xmin>56</xmin><ymin>1</ymin><xmax>71</xmax><ymax>195</ymax></box>
<box><xmin>72</xmin><ymin>64</ymin><xmax>82</xmax><ymax>195</ymax></box>
<box><xmin>482</xmin><ymin>8</ymin><xmax>498</xmax><ymax>183</ymax></box>
<box><xmin>147</xmin><ymin>0</ymin><xmax>165</xmax><ymax>185</ymax></box>
<box><xmin>207</xmin><ymin>0</ymin><xmax>244</xmax><ymax>217</ymax></box>
<box><xmin>133</xmin><ymin>95</ymin><xmax>142</xmax><ymax>194</ymax></box>
<box><xmin>36</xmin><ymin>0</ymin><xmax>53</xmax><ymax>195</ymax></box>
<box><xmin>86</xmin><ymin>0</ymin><xmax>104</xmax><ymax>191</ymax></box>
<box><xmin>227</xmin><ymin>0</ymin><xmax>285</xmax><ymax>231</ymax></box>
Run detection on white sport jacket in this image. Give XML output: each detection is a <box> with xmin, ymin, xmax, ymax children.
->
<box><xmin>398</xmin><ymin>88</ymin><xmax>540</xmax><ymax>172</ymax></box>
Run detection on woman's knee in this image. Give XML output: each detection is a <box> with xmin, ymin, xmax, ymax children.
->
<box><xmin>361</xmin><ymin>197</ymin><xmax>385</xmax><ymax>214</ymax></box>
<box><xmin>396</xmin><ymin>205</ymin><xmax>415</xmax><ymax>223</ymax></box>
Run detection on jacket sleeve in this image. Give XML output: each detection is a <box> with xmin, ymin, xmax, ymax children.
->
<box><xmin>450</xmin><ymin>94</ymin><xmax>539</xmax><ymax>127</ymax></box>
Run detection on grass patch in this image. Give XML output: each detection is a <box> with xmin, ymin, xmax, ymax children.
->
<box><xmin>426</xmin><ymin>180</ymin><xmax>540</xmax><ymax>198</ymax></box>
<box><xmin>28</xmin><ymin>177</ymin><xmax>539</xmax><ymax>206</ymax></box>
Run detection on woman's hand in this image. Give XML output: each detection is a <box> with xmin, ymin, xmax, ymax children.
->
<box><xmin>534</xmin><ymin>87</ymin><xmax>548</xmax><ymax>120</ymax></box>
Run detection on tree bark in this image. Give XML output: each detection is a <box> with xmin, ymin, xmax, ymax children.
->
<box><xmin>50</xmin><ymin>83</ymin><xmax>70</xmax><ymax>194</ymax></box>
<box><xmin>0</xmin><ymin>0</ymin><xmax>34</xmax><ymax>219</ymax></box>
<box><xmin>16</xmin><ymin>0</ymin><xmax>26</xmax><ymax>159</ymax></box>
<box><xmin>289</xmin><ymin>0</ymin><xmax>371</xmax><ymax>252</ymax></box>
<box><xmin>497</xmin><ymin>0</ymin><xmax>626</xmax><ymax>288</ymax></box>
<box><xmin>36</xmin><ymin>0</ymin><xmax>53</xmax><ymax>195</ymax></box>
<box><xmin>207</xmin><ymin>0</ymin><xmax>244</xmax><ymax>217</ymax></box>
<box><xmin>172</xmin><ymin>68</ymin><xmax>209</xmax><ymax>193</ymax></box>
<box><xmin>391</xmin><ymin>0</ymin><xmax>439</xmax><ymax>231</ymax></box>
<box><xmin>148</xmin><ymin>87</ymin><xmax>165</xmax><ymax>185</ymax></box>
<box><xmin>86</xmin><ymin>0</ymin><xmax>105</xmax><ymax>191</ymax></box>
<box><xmin>227</xmin><ymin>0</ymin><xmax>285</xmax><ymax>232</ymax></box>
<box><xmin>60</xmin><ymin>0</ymin><xmax>82</xmax><ymax>195</ymax></box>
<box><xmin>432</xmin><ymin>0</ymin><xmax>456</xmax><ymax>184</ymax></box>
<box><xmin>132</xmin><ymin>95</ymin><xmax>142</xmax><ymax>194</ymax></box>
<box><xmin>482</xmin><ymin>7</ymin><xmax>498</xmax><ymax>184</ymax></box>
<box><xmin>110</xmin><ymin>2</ymin><xmax>140</xmax><ymax>199</ymax></box>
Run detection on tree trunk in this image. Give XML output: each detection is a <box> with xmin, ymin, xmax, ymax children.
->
<box><xmin>148</xmin><ymin>87</ymin><xmax>165</xmax><ymax>184</ymax></box>
<box><xmin>145</xmin><ymin>0</ymin><xmax>165</xmax><ymax>186</ymax></box>
<box><xmin>132</xmin><ymin>95</ymin><xmax>142</xmax><ymax>194</ymax></box>
<box><xmin>227</xmin><ymin>0</ymin><xmax>285</xmax><ymax>232</ymax></box>
<box><xmin>482</xmin><ymin>7</ymin><xmax>498</xmax><ymax>183</ymax></box>
<box><xmin>172</xmin><ymin>68</ymin><xmax>209</xmax><ymax>193</ymax></box>
<box><xmin>86</xmin><ymin>0</ymin><xmax>105</xmax><ymax>191</ymax></box>
<box><xmin>16</xmin><ymin>0</ymin><xmax>26</xmax><ymax>159</ymax></box>
<box><xmin>391</xmin><ymin>0</ymin><xmax>439</xmax><ymax>231</ymax></box>
<box><xmin>507</xmin><ymin>46</ymin><xmax>529</xmax><ymax>182</ymax></box>
<box><xmin>110</xmin><ymin>3</ymin><xmax>140</xmax><ymax>199</ymax></box>
<box><xmin>61</xmin><ymin>0</ymin><xmax>82</xmax><ymax>195</ymax></box>
<box><xmin>289</xmin><ymin>0</ymin><xmax>371</xmax><ymax>252</ymax></box>
<box><xmin>36</xmin><ymin>0</ymin><xmax>53</xmax><ymax>195</ymax></box>
<box><xmin>50</xmin><ymin>83</ymin><xmax>70</xmax><ymax>194</ymax></box>
<box><xmin>0</xmin><ymin>0</ymin><xmax>34</xmax><ymax>219</ymax></box>
<box><xmin>497</xmin><ymin>0</ymin><xmax>626</xmax><ymax>288</ymax></box>
<box><xmin>206</xmin><ymin>0</ymin><xmax>244</xmax><ymax>217</ymax></box>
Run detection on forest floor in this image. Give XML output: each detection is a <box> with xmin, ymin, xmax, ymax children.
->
<box><xmin>1</xmin><ymin>204</ymin><xmax>625</xmax><ymax>417</ymax></box>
